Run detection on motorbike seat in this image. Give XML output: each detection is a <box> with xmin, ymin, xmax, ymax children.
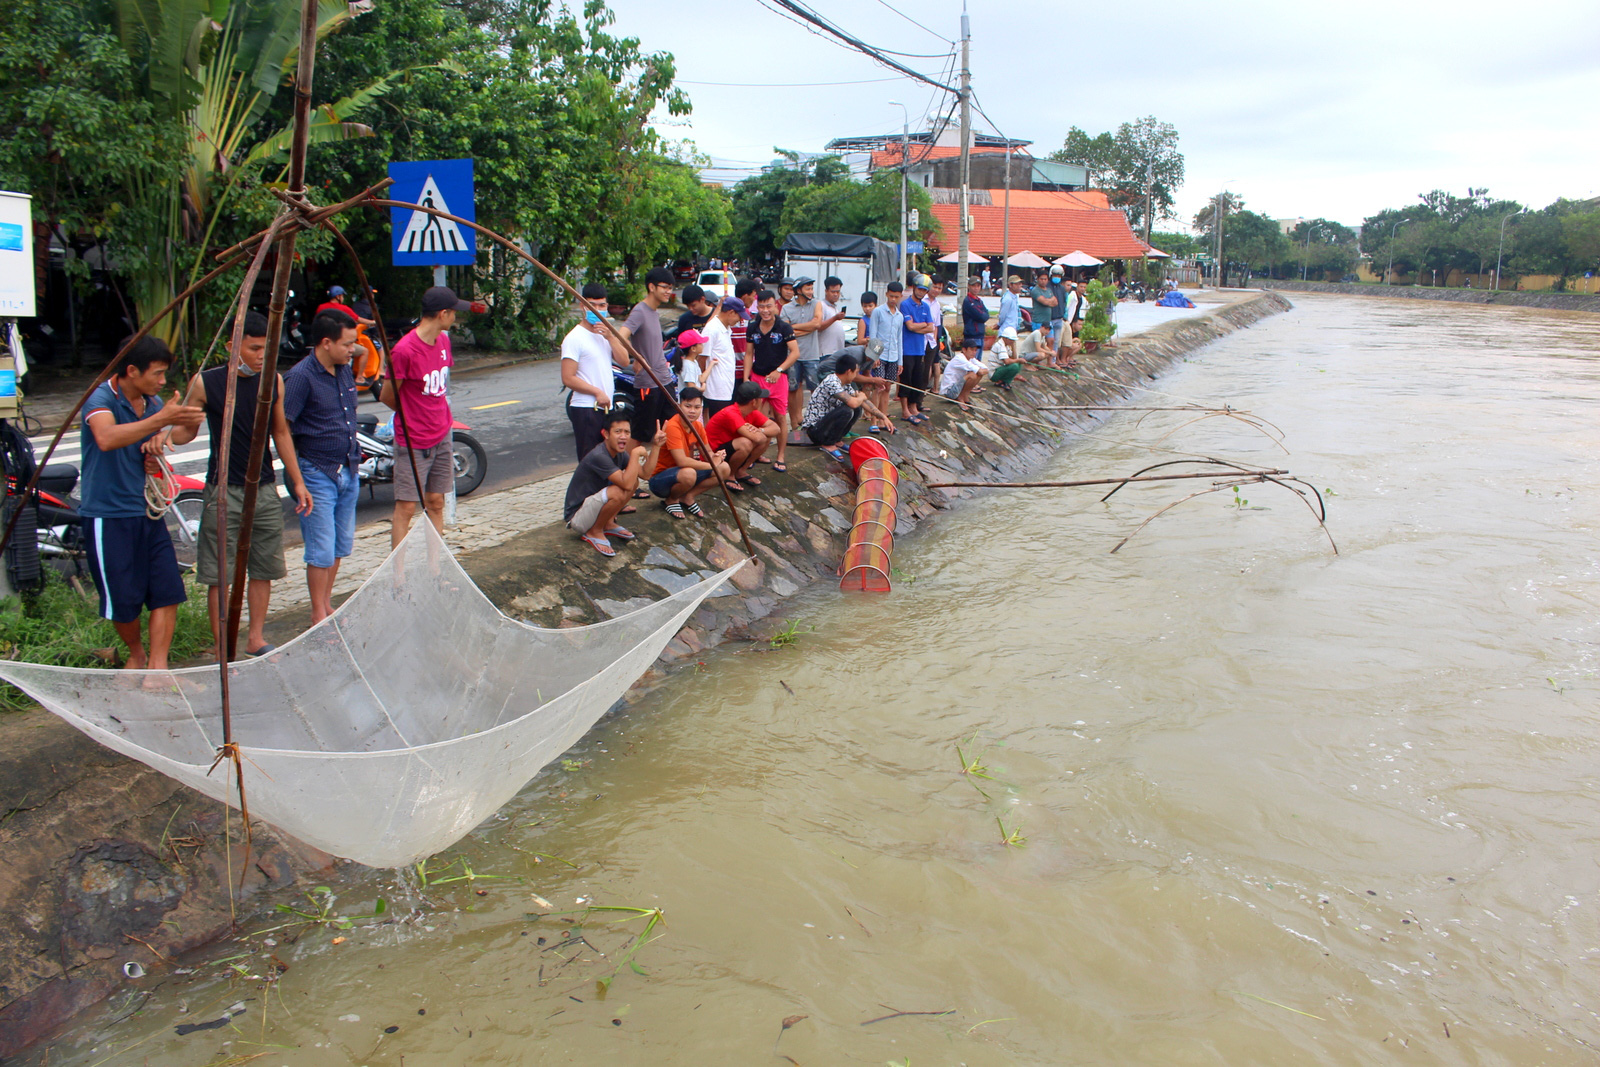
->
<box><xmin>38</xmin><ymin>464</ymin><xmax>79</xmax><ymax>496</ymax></box>
<box><xmin>357</xmin><ymin>414</ymin><xmax>379</xmax><ymax>434</ymax></box>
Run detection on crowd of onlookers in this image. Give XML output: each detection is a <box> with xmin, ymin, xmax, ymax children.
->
<box><xmin>75</xmin><ymin>261</ymin><xmax>1104</xmax><ymax>667</ymax></box>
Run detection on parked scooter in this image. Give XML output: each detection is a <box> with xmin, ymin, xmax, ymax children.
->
<box><xmin>356</xmin><ymin>414</ymin><xmax>487</xmax><ymax>497</ymax></box>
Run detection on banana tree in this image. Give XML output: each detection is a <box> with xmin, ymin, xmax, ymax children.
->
<box><xmin>111</xmin><ymin>0</ymin><xmax>423</xmax><ymax>353</ymax></box>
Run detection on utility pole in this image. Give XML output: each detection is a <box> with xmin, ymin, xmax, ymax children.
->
<box><xmin>1142</xmin><ymin>160</ymin><xmax>1153</xmax><ymax>247</ymax></box>
<box><xmin>1217</xmin><ymin>193</ymin><xmax>1229</xmax><ymax>289</ymax></box>
<box><xmin>889</xmin><ymin>100</ymin><xmax>909</xmax><ymax>285</ymax></box>
<box><xmin>1001</xmin><ymin>136</ymin><xmax>1011</xmax><ymax>290</ymax></box>
<box><xmin>956</xmin><ymin>3</ymin><xmax>972</xmax><ymax>292</ymax></box>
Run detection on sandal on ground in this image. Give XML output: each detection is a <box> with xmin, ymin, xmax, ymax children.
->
<box><xmin>632</xmin><ymin>488</ymin><xmax>651</xmax><ymax>499</ymax></box>
<box><xmin>604</xmin><ymin>525</ymin><xmax>635</xmax><ymax>540</ymax></box>
<box><xmin>771</xmin><ymin>461</ymin><xmax>788</xmax><ymax>472</ymax></box>
<box><xmin>247</xmin><ymin>643</ymin><xmax>277</xmax><ymax>657</ymax></box>
<box><xmin>723</xmin><ymin>479</ymin><xmax>745</xmax><ymax>492</ymax></box>
<box><xmin>755</xmin><ymin>455</ymin><xmax>773</xmax><ymax>464</ymax></box>
<box><xmin>665</xmin><ymin>502</ymin><xmax>686</xmax><ymax>520</ymax></box>
<box><xmin>868</xmin><ymin>425</ymin><xmax>884</xmax><ymax>434</ymax></box>
<box><xmin>686</xmin><ymin>501</ymin><xmax>705</xmax><ymax>518</ymax></box>
<box><xmin>581</xmin><ymin>533</ymin><xmax>615</xmax><ymax>557</ymax></box>
<box><xmin>822</xmin><ymin>447</ymin><xmax>846</xmax><ymax>462</ymax></box>
<box><xmin>619</xmin><ymin>505</ymin><xmax>637</xmax><ymax>515</ymax></box>
<box><xmin>738</xmin><ymin>474</ymin><xmax>762</xmax><ymax>486</ymax></box>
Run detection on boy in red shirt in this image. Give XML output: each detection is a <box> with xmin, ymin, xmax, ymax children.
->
<box><xmin>382</xmin><ymin>286</ymin><xmax>471</xmax><ymax>548</ymax></box>
<box><xmin>705</xmin><ymin>380</ymin><xmax>779</xmax><ymax>490</ymax></box>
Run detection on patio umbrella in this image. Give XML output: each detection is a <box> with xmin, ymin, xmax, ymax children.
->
<box><xmin>1144</xmin><ymin>247</ymin><xmax>1172</xmax><ymax>259</ymax></box>
<box><xmin>1005</xmin><ymin>250</ymin><xmax>1050</xmax><ymax>269</ymax></box>
<box><xmin>936</xmin><ymin>250</ymin><xmax>964</xmax><ymax>263</ymax></box>
<box><xmin>1053</xmin><ymin>250</ymin><xmax>1104</xmax><ymax>268</ymax></box>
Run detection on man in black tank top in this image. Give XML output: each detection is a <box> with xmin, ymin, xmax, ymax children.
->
<box><xmin>164</xmin><ymin>312</ymin><xmax>313</xmax><ymax>658</ymax></box>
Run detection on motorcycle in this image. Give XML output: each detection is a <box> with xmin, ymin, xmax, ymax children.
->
<box><xmin>356</xmin><ymin>414</ymin><xmax>487</xmax><ymax>497</ymax></box>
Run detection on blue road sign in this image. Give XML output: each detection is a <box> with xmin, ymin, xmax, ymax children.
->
<box><xmin>896</xmin><ymin>241</ymin><xmax>924</xmax><ymax>255</ymax></box>
<box><xmin>388</xmin><ymin>159</ymin><xmax>476</xmax><ymax>266</ymax></box>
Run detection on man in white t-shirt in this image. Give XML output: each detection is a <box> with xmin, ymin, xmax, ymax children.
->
<box><xmin>816</xmin><ymin>276</ymin><xmax>849</xmax><ymax>360</ymax></box>
<box><xmin>561</xmin><ymin>282</ymin><xmax>630</xmax><ymax>460</ymax></box>
<box><xmin>939</xmin><ymin>336</ymin><xmax>989</xmax><ymax>405</ymax></box>
<box><xmin>700</xmin><ymin>296</ymin><xmax>743</xmax><ymax>418</ymax></box>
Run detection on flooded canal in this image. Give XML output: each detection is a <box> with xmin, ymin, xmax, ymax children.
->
<box><xmin>27</xmin><ymin>293</ymin><xmax>1600</xmax><ymax>1065</ymax></box>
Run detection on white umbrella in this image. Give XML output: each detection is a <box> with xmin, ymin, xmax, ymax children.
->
<box><xmin>936</xmin><ymin>250</ymin><xmax>964</xmax><ymax>263</ymax></box>
<box><xmin>1144</xmin><ymin>247</ymin><xmax>1173</xmax><ymax>259</ymax></box>
<box><xmin>1005</xmin><ymin>249</ymin><xmax>1050</xmax><ymax>268</ymax></box>
<box><xmin>1053</xmin><ymin>250</ymin><xmax>1104</xmax><ymax>267</ymax></box>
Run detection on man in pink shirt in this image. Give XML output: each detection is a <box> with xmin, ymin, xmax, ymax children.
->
<box><xmin>382</xmin><ymin>285</ymin><xmax>472</xmax><ymax>547</ymax></box>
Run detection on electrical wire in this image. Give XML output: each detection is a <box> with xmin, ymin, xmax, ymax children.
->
<box><xmin>869</xmin><ymin>0</ymin><xmax>954</xmax><ymax>45</ymax></box>
<box><xmin>756</xmin><ymin>0</ymin><xmax>959</xmax><ymax>94</ymax></box>
<box><xmin>678</xmin><ymin>75</ymin><xmax>904</xmax><ymax>87</ymax></box>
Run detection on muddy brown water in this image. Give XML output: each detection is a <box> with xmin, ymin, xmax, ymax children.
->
<box><xmin>25</xmin><ymin>294</ymin><xmax>1600</xmax><ymax>1065</ymax></box>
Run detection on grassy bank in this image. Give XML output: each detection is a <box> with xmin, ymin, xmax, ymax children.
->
<box><xmin>0</xmin><ymin>571</ymin><xmax>214</xmax><ymax>711</ymax></box>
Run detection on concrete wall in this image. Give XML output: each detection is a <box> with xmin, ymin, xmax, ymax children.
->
<box><xmin>1254</xmin><ymin>278</ymin><xmax>1600</xmax><ymax>312</ymax></box>
<box><xmin>0</xmin><ymin>290</ymin><xmax>1294</xmax><ymax>1055</ymax></box>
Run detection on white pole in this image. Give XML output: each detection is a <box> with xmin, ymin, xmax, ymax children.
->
<box><xmin>956</xmin><ymin>5</ymin><xmax>972</xmax><ymax>291</ymax></box>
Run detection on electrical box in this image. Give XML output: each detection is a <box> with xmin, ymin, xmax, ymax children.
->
<box><xmin>908</xmin><ymin>208</ymin><xmax>919</xmax><ymax>230</ymax></box>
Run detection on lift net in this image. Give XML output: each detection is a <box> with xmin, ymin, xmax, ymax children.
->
<box><xmin>0</xmin><ymin>523</ymin><xmax>739</xmax><ymax>868</ymax></box>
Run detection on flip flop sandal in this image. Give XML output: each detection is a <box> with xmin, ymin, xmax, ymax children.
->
<box><xmin>581</xmin><ymin>533</ymin><xmax>616</xmax><ymax>557</ymax></box>
<box><xmin>619</xmin><ymin>505</ymin><xmax>637</xmax><ymax>515</ymax></box>
<box><xmin>822</xmin><ymin>447</ymin><xmax>846</xmax><ymax>462</ymax></box>
<box><xmin>723</xmin><ymin>479</ymin><xmax>746</xmax><ymax>492</ymax></box>
<box><xmin>665</xmin><ymin>502</ymin><xmax>686</xmax><ymax>520</ymax></box>
<box><xmin>771</xmin><ymin>461</ymin><xmax>788</xmax><ymax>472</ymax></box>
<box><xmin>738</xmin><ymin>475</ymin><xmax>762</xmax><ymax>486</ymax></box>
<box><xmin>755</xmin><ymin>456</ymin><xmax>773</xmax><ymax>464</ymax></box>
<box><xmin>868</xmin><ymin>425</ymin><xmax>883</xmax><ymax>434</ymax></box>
<box><xmin>685</xmin><ymin>501</ymin><xmax>705</xmax><ymax>518</ymax></box>
<box><xmin>247</xmin><ymin>643</ymin><xmax>277</xmax><ymax>657</ymax></box>
<box><xmin>604</xmin><ymin>525</ymin><xmax>635</xmax><ymax>540</ymax></box>
<box><xmin>632</xmin><ymin>489</ymin><xmax>651</xmax><ymax>499</ymax></box>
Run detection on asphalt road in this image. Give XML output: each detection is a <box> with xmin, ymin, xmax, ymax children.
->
<box><xmin>30</xmin><ymin>355</ymin><xmax>578</xmax><ymax>542</ymax></box>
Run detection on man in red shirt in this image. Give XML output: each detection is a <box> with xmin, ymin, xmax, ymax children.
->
<box><xmin>705</xmin><ymin>380</ymin><xmax>779</xmax><ymax>489</ymax></box>
<box><xmin>381</xmin><ymin>285</ymin><xmax>471</xmax><ymax>547</ymax></box>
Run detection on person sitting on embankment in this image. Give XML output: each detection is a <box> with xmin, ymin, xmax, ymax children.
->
<box><xmin>561</xmin><ymin>409</ymin><xmax>664</xmax><ymax>558</ymax></box>
<box><xmin>705</xmin><ymin>379</ymin><xmax>779</xmax><ymax>491</ymax></box>
<box><xmin>800</xmin><ymin>354</ymin><xmax>885</xmax><ymax>455</ymax></box>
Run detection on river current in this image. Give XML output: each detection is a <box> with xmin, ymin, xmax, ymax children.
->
<box><xmin>28</xmin><ymin>293</ymin><xmax>1600</xmax><ymax>1065</ymax></box>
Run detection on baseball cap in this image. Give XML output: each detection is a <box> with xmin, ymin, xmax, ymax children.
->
<box><xmin>719</xmin><ymin>295</ymin><xmax>747</xmax><ymax>315</ymax></box>
<box><xmin>328</xmin><ymin>285</ymin><xmax>346</xmax><ymax>297</ymax></box>
<box><xmin>793</xmin><ymin>276</ymin><xmax>815</xmax><ymax>289</ymax></box>
<box><xmin>733</xmin><ymin>380</ymin><xmax>770</xmax><ymax>403</ymax></box>
<box><xmin>421</xmin><ymin>286</ymin><xmax>473</xmax><ymax>315</ymax></box>
<box><xmin>677</xmin><ymin>328</ymin><xmax>708</xmax><ymax>347</ymax></box>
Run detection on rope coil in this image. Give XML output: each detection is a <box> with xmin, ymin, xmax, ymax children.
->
<box><xmin>144</xmin><ymin>452</ymin><xmax>183</xmax><ymax>520</ymax></box>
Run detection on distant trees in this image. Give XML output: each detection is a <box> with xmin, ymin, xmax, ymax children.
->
<box><xmin>1050</xmin><ymin>115</ymin><xmax>1184</xmax><ymax>235</ymax></box>
<box><xmin>725</xmin><ymin>155</ymin><xmax>938</xmax><ymax>265</ymax></box>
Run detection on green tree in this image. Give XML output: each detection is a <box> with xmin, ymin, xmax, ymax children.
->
<box><xmin>1052</xmin><ymin>116</ymin><xmax>1183</xmax><ymax>233</ymax></box>
<box><xmin>1220</xmin><ymin>210</ymin><xmax>1289</xmax><ymax>278</ymax></box>
<box><xmin>1148</xmin><ymin>230</ymin><xmax>1198</xmax><ymax>258</ymax></box>
<box><xmin>1288</xmin><ymin>219</ymin><xmax>1358</xmax><ymax>280</ymax></box>
<box><xmin>1192</xmin><ymin>191</ymin><xmax>1245</xmax><ymax>242</ymax></box>
<box><xmin>775</xmin><ymin>169</ymin><xmax>939</xmax><ymax>249</ymax></box>
<box><xmin>726</xmin><ymin>152</ymin><xmax>853</xmax><ymax>264</ymax></box>
<box><xmin>1562</xmin><ymin>210</ymin><xmax>1600</xmax><ymax>273</ymax></box>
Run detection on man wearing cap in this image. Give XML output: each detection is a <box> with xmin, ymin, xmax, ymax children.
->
<box><xmin>382</xmin><ymin>285</ymin><xmax>469</xmax><ymax>549</ymax></box>
<box><xmin>898</xmin><ymin>274</ymin><xmax>936</xmax><ymax>424</ymax></box>
<box><xmin>561</xmin><ymin>282</ymin><xmax>631</xmax><ymax>460</ymax></box>
<box><xmin>705</xmin><ymin>379</ymin><xmax>779</xmax><ymax>487</ymax></box>
<box><xmin>617</xmin><ymin>266</ymin><xmax>679</xmax><ymax>448</ymax></box>
<box><xmin>701</xmin><ymin>296</ymin><xmax>743</xmax><ymax>418</ymax></box>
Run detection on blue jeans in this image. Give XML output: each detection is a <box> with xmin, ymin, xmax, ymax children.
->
<box><xmin>298</xmin><ymin>464</ymin><xmax>359</xmax><ymax>568</ymax></box>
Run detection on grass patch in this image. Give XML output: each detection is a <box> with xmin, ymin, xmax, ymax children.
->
<box><xmin>0</xmin><ymin>569</ymin><xmax>215</xmax><ymax>711</ymax></box>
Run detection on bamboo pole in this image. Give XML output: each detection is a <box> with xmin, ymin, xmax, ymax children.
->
<box><xmin>924</xmin><ymin>469</ymin><xmax>1286</xmax><ymax>490</ymax></box>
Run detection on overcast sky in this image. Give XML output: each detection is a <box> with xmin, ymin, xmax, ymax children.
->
<box><xmin>611</xmin><ymin>0</ymin><xmax>1600</xmax><ymax>231</ymax></box>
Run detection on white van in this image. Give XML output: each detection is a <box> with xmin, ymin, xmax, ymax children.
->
<box><xmin>695</xmin><ymin>270</ymin><xmax>736</xmax><ymax>300</ymax></box>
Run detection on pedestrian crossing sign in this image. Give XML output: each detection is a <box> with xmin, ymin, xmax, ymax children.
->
<box><xmin>388</xmin><ymin>159</ymin><xmax>476</xmax><ymax>266</ymax></box>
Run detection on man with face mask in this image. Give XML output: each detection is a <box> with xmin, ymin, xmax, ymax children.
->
<box><xmin>165</xmin><ymin>310</ymin><xmax>314</xmax><ymax>655</ymax></box>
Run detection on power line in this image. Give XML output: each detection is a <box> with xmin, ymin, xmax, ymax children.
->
<box><xmin>679</xmin><ymin>75</ymin><xmax>904</xmax><ymax>87</ymax></box>
<box><xmin>758</xmin><ymin>0</ymin><xmax>959</xmax><ymax>95</ymax></box>
<box><xmin>869</xmin><ymin>0</ymin><xmax>954</xmax><ymax>45</ymax></box>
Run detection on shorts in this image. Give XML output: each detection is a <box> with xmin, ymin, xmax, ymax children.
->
<box><xmin>941</xmin><ymin>381</ymin><xmax>966</xmax><ymax>399</ymax></box>
<box><xmin>998</xmin><ymin>326</ymin><xmax>1018</xmax><ymax>341</ymax></box>
<box><xmin>629</xmin><ymin>385</ymin><xmax>677</xmax><ymax>445</ymax></box>
<box><xmin>787</xmin><ymin>359</ymin><xmax>819</xmax><ymax>390</ymax></box>
<box><xmin>702</xmin><ymin>396</ymin><xmax>733</xmax><ymax>419</ymax></box>
<box><xmin>393</xmin><ymin>440</ymin><xmax>456</xmax><ymax>501</ymax></box>
<box><xmin>714</xmin><ymin>439</ymin><xmax>742</xmax><ymax>462</ymax></box>
<box><xmin>196</xmin><ymin>483</ymin><xmax>287</xmax><ymax>586</ymax></box>
<box><xmin>648</xmin><ymin>467</ymin><xmax>715</xmax><ymax>497</ymax></box>
<box><xmin>566</xmin><ymin>486</ymin><xmax>611</xmax><ymax>533</ymax></box>
<box><xmin>878</xmin><ymin>360</ymin><xmax>901</xmax><ymax>383</ymax></box>
<box><xmin>899</xmin><ymin>355</ymin><xmax>925</xmax><ymax>399</ymax></box>
<box><xmin>298</xmin><ymin>463</ymin><xmax>359</xmax><ymax>568</ymax></box>
<box><xmin>85</xmin><ymin>515</ymin><xmax>187</xmax><ymax>624</ymax></box>
<box><xmin>567</xmin><ymin>402</ymin><xmax>607</xmax><ymax>462</ymax></box>
<box><xmin>755</xmin><ymin>376</ymin><xmax>789</xmax><ymax>417</ymax></box>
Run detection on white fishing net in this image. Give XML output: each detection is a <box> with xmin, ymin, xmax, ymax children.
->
<box><xmin>0</xmin><ymin>522</ymin><xmax>740</xmax><ymax>867</ymax></box>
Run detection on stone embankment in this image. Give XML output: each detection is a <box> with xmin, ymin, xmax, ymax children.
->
<box><xmin>1255</xmin><ymin>278</ymin><xmax>1600</xmax><ymax>312</ymax></box>
<box><xmin>0</xmin><ymin>289</ymin><xmax>1292</xmax><ymax>1055</ymax></box>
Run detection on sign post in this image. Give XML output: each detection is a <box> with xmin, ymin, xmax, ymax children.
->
<box><xmin>387</xmin><ymin>160</ymin><xmax>477</xmax><ymax>283</ymax></box>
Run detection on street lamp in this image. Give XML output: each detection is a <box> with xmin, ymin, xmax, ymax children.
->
<box><xmin>1384</xmin><ymin>219</ymin><xmax>1408</xmax><ymax>285</ymax></box>
<box><xmin>888</xmin><ymin>100</ymin><xmax>910</xmax><ymax>285</ymax></box>
<box><xmin>1494</xmin><ymin>209</ymin><xmax>1522</xmax><ymax>291</ymax></box>
<box><xmin>1302</xmin><ymin>221</ymin><xmax>1311</xmax><ymax>281</ymax></box>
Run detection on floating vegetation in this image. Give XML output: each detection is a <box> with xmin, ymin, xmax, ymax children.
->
<box><xmin>996</xmin><ymin>817</ymin><xmax>1027</xmax><ymax>848</ymax></box>
<box><xmin>414</xmin><ymin>854</ymin><xmax>517</xmax><ymax>889</ymax></box>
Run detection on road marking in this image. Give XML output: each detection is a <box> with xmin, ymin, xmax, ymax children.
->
<box><xmin>468</xmin><ymin>400</ymin><xmax>521</xmax><ymax>411</ymax></box>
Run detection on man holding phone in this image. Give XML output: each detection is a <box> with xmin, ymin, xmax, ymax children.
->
<box><xmin>817</xmin><ymin>276</ymin><xmax>849</xmax><ymax>359</ymax></box>
<box><xmin>561</xmin><ymin>281</ymin><xmax>631</xmax><ymax>460</ymax></box>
